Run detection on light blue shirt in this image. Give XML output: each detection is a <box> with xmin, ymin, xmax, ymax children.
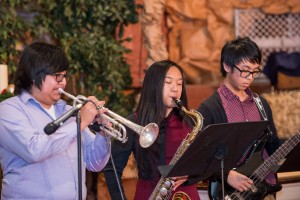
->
<box><xmin>0</xmin><ymin>91</ymin><xmax>111</xmax><ymax>199</ymax></box>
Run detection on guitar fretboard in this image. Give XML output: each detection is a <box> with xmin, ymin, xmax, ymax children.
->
<box><xmin>253</xmin><ymin>130</ymin><xmax>300</xmax><ymax>180</ymax></box>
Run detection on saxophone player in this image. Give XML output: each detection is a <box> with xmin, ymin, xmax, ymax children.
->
<box><xmin>103</xmin><ymin>60</ymin><xmax>201</xmax><ymax>200</ymax></box>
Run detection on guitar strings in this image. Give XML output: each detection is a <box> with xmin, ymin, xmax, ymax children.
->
<box><xmin>228</xmin><ymin>131</ymin><xmax>300</xmax><ymax>200</ymax></box>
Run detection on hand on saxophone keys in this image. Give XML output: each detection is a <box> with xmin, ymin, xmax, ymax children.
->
<box><xmin>170</xmin><ymin>175</ymin><xmax>189</xmax><ymax>191</ymax></box>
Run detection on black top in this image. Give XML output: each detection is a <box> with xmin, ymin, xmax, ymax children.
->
<box><xmin>196</xmin><ymin>91</ymin><xmax>281</xmax><ymax>182</ymax></box>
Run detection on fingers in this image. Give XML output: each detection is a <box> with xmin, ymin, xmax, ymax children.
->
<box><xmin>84</xmin><ymin>97</ymin><xmax>107</xmax><ymax>115</ymax></box>
<box><xmin>227</xmin><ymin>170</ymin><xmax>253</xmax><ymax>192</ymax></box>
<box><xmin>86</xmin><ymin>96</ymin><xmax>105</xmax><ymax>109</ymax></box>
<box><xmin>85</xmin><ymin>97</ymin><xmax>113</xmax><ymax>131</ymax></box>
<box><xmin>172</xmin><ymin>179</ymin><xmax>186</xmax><ymax>191</ymax></box>
<box><xmin>173</xmin><ymin>175</ymin><xmax>188</xmax><ymax>180</ymax></box>
<box><xmin>237</xmin><ymin>180</ymin><xmax>252</xmax><ymax>192</ymax></box>
<box><xmin>79</xmin><ymin>96</ymin><xmax>106</xmax><ymax>130</ymax></box>
<box><xmin>95</xmin><ymin>115</ymin><xmax>112</xmax><ymax>128</ymax></box>
<box><xmin>240</xmin><ymin>176</ymin><xmax>253</xmax><ymax>191</ymax></box>
<box><xmin>171</xmin><ymin>176</ymin><xmax>188</xmax><ymax>191</ymax></box>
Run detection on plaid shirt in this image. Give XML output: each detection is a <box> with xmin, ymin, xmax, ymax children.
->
<box><xmin>218</xmin><ymin>84</ymin><xmax>276</xmax><ymax>184</ymax></box>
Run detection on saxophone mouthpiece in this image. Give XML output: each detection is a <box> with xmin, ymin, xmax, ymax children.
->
<box><xmin>172</xmin><ymin>97</ymin><xmax>183</xmax><ymax>108</ymax></box>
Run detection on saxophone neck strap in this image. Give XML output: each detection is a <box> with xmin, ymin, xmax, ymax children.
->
<box><xmin>159</xmin><ymin>112</ymin><xmax>173</xmax><ymax>165</ymax></box>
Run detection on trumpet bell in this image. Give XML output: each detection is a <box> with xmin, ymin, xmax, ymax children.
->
<box><xmin>139</xmin><ymin>123</ymin><xmax>159</xmax><ymax>148</ymax></box>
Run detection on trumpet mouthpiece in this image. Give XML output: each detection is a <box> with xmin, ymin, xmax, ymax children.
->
<box><xmin>58</xmin><ymin>88</ymin><xmax>64</xmax><ymax>94</ymax></box>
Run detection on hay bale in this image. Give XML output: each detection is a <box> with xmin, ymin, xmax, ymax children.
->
<box><xmin>262</xmin><ymin>90</ymin><xmax>300</xmax><ymax>139</ymax></box>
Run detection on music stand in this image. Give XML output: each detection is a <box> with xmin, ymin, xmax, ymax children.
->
<box><xmin>158</xmin><ymin>121</ymin><xmax>268</xmax><ymax>181</ymax></box>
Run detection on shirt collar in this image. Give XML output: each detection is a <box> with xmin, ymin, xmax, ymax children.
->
<box><xmin>19</xmin><ymin>90</ymin><xmax>66</xmax><ymax>110</ymax></box>
<box><xmin>218</xmin><ymin>83</ymin><xmax>254</xmax><ymax>101</ymax></box>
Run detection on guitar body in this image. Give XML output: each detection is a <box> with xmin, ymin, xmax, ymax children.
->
<box><xmin>209</xmin><ymin>135</ymin><xmax>282</xmax><ymax>200</ymax></box>
<box><xmin>209</xmin><ymin>129</ymin><xmax>300</xmax><ymax>200</ymax></box>
<box><xmin>228</xmin><ymin>181</ymin><xmax>282</xmax><ymax>200</ymax></box>
<box><xmin>210</xmin><ymin>181</ymin><xmax>282</xmax><ymax>200</ymax></box>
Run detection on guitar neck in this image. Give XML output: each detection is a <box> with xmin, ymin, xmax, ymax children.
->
<box><xmin>253</xmin><ymin>130</ymin><xmax>300</xmax><ymax>180</ymax></box>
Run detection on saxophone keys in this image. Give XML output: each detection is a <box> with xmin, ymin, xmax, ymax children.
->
<box><xmin>159</xmin><ymin>187</ymin><xmax>168</xmax><ymax>197</ymax></box>
<box><xmin>163</xmin><ymin>180</ymin><xmax>173</xmax><ymax>189</ymax></box>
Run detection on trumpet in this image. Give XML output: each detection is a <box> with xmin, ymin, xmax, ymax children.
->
<box><xmin>58</xmin><ymin>88</ymin><xmax>159</xmax><ymax>148</ymax></box>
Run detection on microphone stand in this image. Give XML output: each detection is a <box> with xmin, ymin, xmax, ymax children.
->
<box><xmin>215</xmin><ymin>143</ymin><xmax>228</xmax><ymax>200</ymax></box>
<box><xmin>220</xmin><ymin>157</ymin><xmax>225</xmax><ymax>200</ymax></box>
<box><xmin>76</xmin><ymin>112</ymin><xmax>83</xmax><ymax>200</ymax></box>
<box><xmin>44</xmin><ymin>104</ymin><xmax>84</xmax><ymax>199</ymax></box>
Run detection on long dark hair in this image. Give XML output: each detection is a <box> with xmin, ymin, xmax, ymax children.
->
<box><xmin>135</xmin><ymin>60</ymin><xmax>191</xmax><ymax>179</ymax></box>
<box><xmin>14</xmin><ymin>42</ymin><xmax>69</xmax><ymax>95</ymax></box>
<box><xmin>220</xmin><ymin>36</ymin><xmax>261</xmax><ymax>77</ymax></box>
<box><xmin>136</xmin><ymin>60</ymin><xmax>189</xmax><ymax>126</ymax></box>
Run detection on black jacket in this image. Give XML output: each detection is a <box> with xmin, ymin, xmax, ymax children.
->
<box><xmin>196</xmin><ymin>91</ymin><xmax>281</xmax><ymax>182</ymax></box>
<box><xmin>198</xmin><ymin>91</ymin><xmax>280</xmax><ymax>156</ymax></box>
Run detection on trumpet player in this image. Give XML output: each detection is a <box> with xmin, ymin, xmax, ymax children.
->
<box><xmin>104</xmin><ymin>60</ymin><xmax>201</xmax><ymax>200</ymax></box>
<box><xmin>0</xmin><ymin>42</ymin><xmax>111</xmax><ymax>199</ymax></box>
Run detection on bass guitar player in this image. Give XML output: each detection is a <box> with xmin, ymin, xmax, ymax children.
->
<box><xmin>197</xmin><ymin>36</ymin><xmax>282</xmax><ymax>200</ymax></box>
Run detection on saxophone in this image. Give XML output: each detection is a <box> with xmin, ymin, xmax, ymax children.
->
<box><xmin>148</xmin><ymin>98</ymin><xmax>203</xmax><ymax>200</ymax></box>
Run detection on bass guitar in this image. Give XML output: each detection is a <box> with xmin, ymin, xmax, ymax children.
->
<box><xmin>210</xmin><ymin>129</ymin><xmax>300</xmax><ymax>200</ymax></box>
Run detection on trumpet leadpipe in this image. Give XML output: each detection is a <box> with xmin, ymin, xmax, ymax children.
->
<box><xmin>58</xmin><ymin>88</ymin><xmax>85</xmax><ymax>104</ymax></box>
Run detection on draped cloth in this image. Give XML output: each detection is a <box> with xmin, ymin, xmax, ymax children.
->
<box><xmin>141</xmin><ymin>0</ymin><xmax>300</xmax><ymax>84</ymax></box>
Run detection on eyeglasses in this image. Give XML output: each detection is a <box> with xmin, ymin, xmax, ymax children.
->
<box><xmin>51</xmin><ymin>73</ymin><xmax>69</xmax><ymax>82</ymax></box>
<box><xmin>233</xmin><ymin>65</ymin><xmax>261</xmax><ymax>78</ymax></box>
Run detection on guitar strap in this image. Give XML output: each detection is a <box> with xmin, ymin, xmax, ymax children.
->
<box><xmin>252</xmin><ymin>93</ymin><xmax>268</xmax><ymax>121</ymax></box>
<box><xmin>253</xmin><ymin>94</ymin><xmax>278</xmax><ymax>172</ymax></box>
<box><xmin>252</xmin><ymin>93</ymin><xmax>275</xmax><ymax>139</ymax></box>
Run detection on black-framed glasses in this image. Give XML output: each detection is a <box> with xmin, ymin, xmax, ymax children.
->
<box><xmin>233</xmin><ymin>65</ymin><xmax>261</xmax><ymax>78</ymax></box>
<box><xmin>51</xmin><ymin>73</ymin><xmax>69</xmax><ymax>82</ymax></box>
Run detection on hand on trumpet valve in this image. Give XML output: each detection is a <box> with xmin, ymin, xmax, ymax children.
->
<box><xmin>88</xmin><ymin>116</ymin><xmax>112</xmax><ymax>135</ymax></box>
<box><xmin>79</xmin><ymin>96</ymin><xmax>107</xmax><ymax>131</ymax></box>
<box><xmin>94</xmin><ymin>114</ymin><xmax>113</xmax><ymax>136</ymax></box>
